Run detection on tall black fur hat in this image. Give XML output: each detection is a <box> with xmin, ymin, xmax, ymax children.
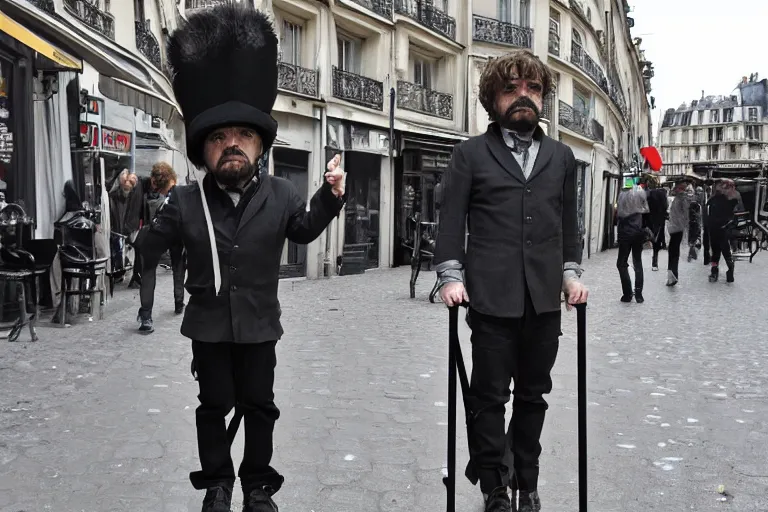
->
<box><xmin>168</xmin><ymin>4</ymin><xmax>278</xmax><ymax>167</ymax></box>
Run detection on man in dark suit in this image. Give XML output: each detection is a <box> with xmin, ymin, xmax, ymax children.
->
<box><xmin>136</xmin><ymin>5</ymin><xmax>345</xmax><ymax>512</ymax></box>
<box><xmin>434</xmin><ymin>50</ymin><xmax>588</xmax><ymax>512</ymax></box>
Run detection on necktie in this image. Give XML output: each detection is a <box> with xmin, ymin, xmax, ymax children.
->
<box><xmin>510</xmin><ymin>133</ymin><xmax>533</xmax><ymax>170</ymax></box>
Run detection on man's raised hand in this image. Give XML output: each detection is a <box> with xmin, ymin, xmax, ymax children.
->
<box><xmin>325</xmin><ymin>154</ymin><xmax>346</xmax><ymax>198</ymax></box>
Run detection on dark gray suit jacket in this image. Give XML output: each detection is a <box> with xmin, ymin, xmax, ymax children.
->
<box><xmin>433</xmin><ymin>123</ymin><xmax>582</xmax><ymax>318</ymax></box>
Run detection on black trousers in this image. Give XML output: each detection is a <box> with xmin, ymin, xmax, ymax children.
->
<box><xmin>466</xmin><ymin>288</ymin><xmax>561</xmax><ymax>493</ymax></box>
<box><xmin>189</xmin><ymin>341</ymin><xmax>284</xmax><ymax>493</ymax></box>
<box><xmin>617</xmin><ymin>238</ymin><xmax>644</xmax><ymax>296</ymax></box>
<box><xmin>139</xmin><ymin>244</ymin><xmax>185</xmax><ymax>317</ymax></box>
<box><xmin>703</xmin><ymin>224</ymin><xmax>711</xmax><ymax>263</ymax></box>
<box><xmin>651</xmin><ymin>229</ymin><xmax>664</xmax><ymax>268</ymax></box>
<box><xmin>667</xmin><ymin>231</ymin><xmax>684</xmax><ymax>276</ymax></box>
<box><xmin>709</xmin><ymin>227</ymin><xmax>733</xmax><ymax>268</ymax></box>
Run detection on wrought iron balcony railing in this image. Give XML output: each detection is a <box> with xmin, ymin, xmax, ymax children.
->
<box><xmin>472</xmin><ymin>15</ymin><xmax>532</xmax><ymax>48</ymax></box>
<box><xmin>397</xmin><ymin>81</ymin><xmax>453</xmax><ymax>120</ymax></box>
<box><xmin>541</xmin><ymin>95</ymin><xmax>554</xmax><ymax>122</ymax></box>
<box><xmin>135</xmin><ymin>21</ymin><xmax>162</xmax><ymax>70</ymax></box>
<box><xmin>558</xmin><ymin>101</ymin><xmax>604</xmax><ymax>142</ymax></box>
<box><xmin>278</xmin><ymin>61</ymin><xmax>319</xmax><ymax>97</ymax></box>
<box><xmin>608</xmin><ymin>66</ymin><xmax>629</xmax><ymax>122</ymax></box>
<box><xmin>29</xmin><ymin>0</ymin><xmax>55</xmax><ymax>14</ymax></box>
<box><xmin>332</xmin><ymin>66</ymin><xmax>384</xmax><ymax>110</ymax></box>
<box><xmin>185</xmin><ymin>0</ymin><xmax>233</xmax><ymax>12</ymax></box>
<box><xmin>394</xmin><ymin>0</ymin><xmax>456</xmax><ymax>40</ymax></box>
<box><xmin>64</xmin><ymin>0</ymin><xmax>115</xmax><ymax>40</ymax></box>
<box><xmin>571</xmin><ymin>42</ymin><xmax>608</xmax><ymax>91</ymax></box>
<box><xmin>348</xmin><ymin>0</ymin><xmax>393</xmax><ymax>18</ymax></box>
<box><xmin>548</xmin><ymin>29</ymin><xmax>560</xmax><ymax>57</ymax></box>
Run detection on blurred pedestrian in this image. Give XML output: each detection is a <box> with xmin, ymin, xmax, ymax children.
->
<box><xmin>616</xmin><ymin>180</ymin><xmax>650</xmax><ymax>302</ymax></box>
<box><xmin>707</xmin><ymin>179</ymin><xmax>739</xmax><ymax>283</ymax></box>
<box><xmin>666</xmin><ymin>181</ymin><xmax>691</xmax><ymax>286</ymax></box>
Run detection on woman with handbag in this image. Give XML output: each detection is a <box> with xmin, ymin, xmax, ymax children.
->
<box><xmin>666</xmin><ymin>181</ymin><xmax>693</xmax><ymax>286</ymax></box>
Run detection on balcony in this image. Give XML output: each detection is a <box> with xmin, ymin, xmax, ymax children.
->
<box><xmin>472</xmin><ymin>15</ymin><xmax>532</xmax><ymax>48</ymax></box>
<box><xmin>348</xmin><ymin>0</ymin><xmax>393</xmax><ymax>19</ymax></box>
<box><xmin>185</xmin><ymin>0</ymin><xmax>233</xmax><ymax>11</ymax></box>
<box><xmin>608</xmin><ymin>66</ymin><xmax>629</xmax><ymax>122</ymax></box>
<box><xmin>29</xmin><ymin>0</ymin><xmax>55</xmax><ymax>14</ymax></box>
<box><xmin>397</xmin><ymin>81</ymin><xmax>453</xmax><ymax>120</ymax></box>
<box><xmin>394</xmin><ymin>0</ymin><xmax>456</xmax><ymax>40</ymax></box>
<box><xmin>541</xmin><ymin>95</ymin><xmax>554</xmax><ymax>122</ymax></box>
<box><xmin>570</xmin><ymin>42</ymin><xmax>608</xmax><ymax>92</ymax></box>
<box><xmin>548</xmin><ymin>28</ymin><xmax>560</xmax><ymax>57</ymax></box>
<box><xmin>64</xmin><ymin>0</ymin><xmax>115</xmax><ymax>40</ymax></box>
<box><xmin>278</xmin><ymin>62</ymin><xmax>319</xmax><ymax>97</ymax></box>
<box><xmin>558</xmin><ymin>101</ymin><xmax>604</xmax><ymax>143</ymax></box>
<box><xmin>332</xmin><ymin>66</ymin><xmax>384</xmax><ymax>110</ymax></box>
<box><xmin>135</xmin><ymin>21</ymin><xmax>162</xmax><ymax>70</ymax></box>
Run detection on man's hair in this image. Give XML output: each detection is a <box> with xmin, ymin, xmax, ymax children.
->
<box><xmin>151</xmin><ymin>162</ymin><xmax>177</xmax><ymax>191</ymax></box>
<box><xmin>478</xmin><ymin>50</ymin><xmax>554</xmax><ymax>118</ymax></box>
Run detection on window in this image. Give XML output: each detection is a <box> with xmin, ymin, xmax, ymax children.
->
<box><xmin>749</xmin><ymin>107</ymin><xmax>758</xmax><ymax>122</ymax></box>
<box><xmin>708</xmin><ymin>128</ymin><xmax>714</xmax><ymax>142</ymax></box>
<box><xmin>281</xmin><ymin>20</ymin><xmax>302</xmax><ymax>65</ymax></box>
<box><xmin>747</xmin><ymin>125</ymin><xmax>761</xmax><ymax>140</ymax></box>
<box><xmin>694</xmin><ymin>147</ymin><xmax>700</xmax><ymax>161</ymax></box>
<box><xmin>433</xmin><ymin>0</ymin><xmax>447</xmax><ymax>12</ymax></box>
<box><xmin>499</xmin><ymin>0</ymin><xmax>530</xmax><ymax>26</ymax></box>
<box><xmin>710</xmin><ymin>109</ymin><xmax>719</xmax><ymax>123</ymax></box>
<box><xmin>716</xmin><ymin>127</ymin><xmax>723</xmax><ymax>141</ymax></box>
<box><xmin>413</xmin><ymin>56</ymin><xmax>434</xmax><ymax>89</ymax></box>
<box><xmin>134</xmin><ymin>0</ymin><xmax>145</xmax><ymax>21</ymax></box>
<box><xmin>692</xmin><ymin>129</ymin><xmax>698</xmax><ymax>143</ymax></box>
<box><xmin>572</xmin><ymin>28</ymin><xmax>583</xmax><ymax>47</ymax></box>
<box><xmin>573</xmin><ymin>86</ymin><xmax>590</xmax><ymax>116</ymax></box>
<box><xmin>708</xmin><ymin>145</ymin><xmax>718</xmax><ymax>160</ymax></box>
<box><xmin>681</xmin><ymin>111</ymin><xmax>692</xmax><ymax>126</ymax></box>
<box><xmin>723</xmin><ymin>108</ymin><xmax>733</xmax><ymax>122</ymax></box>
<box><xmin>698</xmin><ymin>110</ymin><xmax>706</xmax><ymax>124</ymax></box>
<box><xmin>337</xmin><ymin>35</ymin><xmax>362</xmax><ymax>74</ymax></box>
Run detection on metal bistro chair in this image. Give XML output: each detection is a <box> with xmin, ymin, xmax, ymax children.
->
<box><xmin>0</xmin><ymin>200</ymin><xmax>43</xmax><ymax>342</ymax></box>
<box><xmin>54</xmin><ymin>210</ymin><xmax>108</xmax><ymax>325</ymax></box>
<box><xmin>406</xmin><ymin>212</ymin><xmax>441</xmax><ymax>302</ymax></box>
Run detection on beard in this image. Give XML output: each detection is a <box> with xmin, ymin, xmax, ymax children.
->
<box><xmin>210</xmin><ymin>147</ymin><xmax>257</xmax><ymax>188</ymax></box>
<box><xmin>497</xmin><ymin>96</ymin><xmax>541</xmax><ymax>132</ymax></box>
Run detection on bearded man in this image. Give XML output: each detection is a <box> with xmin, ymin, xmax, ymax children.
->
<box><xmin>433</xmin><ymin>50</ymin><xmax>588</xmax><ymax>512</ymax></box>
<box><xmin>136</xmin><ymin>5</ymin><xmax>345</xmax><ymax>511</ymax></box>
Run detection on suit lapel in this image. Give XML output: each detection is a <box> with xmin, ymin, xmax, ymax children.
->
<box><xmin>527</xmin><ymin>134</ymin><xmax>555</xmax><ymax>183</ymax></box>
<box><xmin>485</xmin><ymin>124</ymin><xmax>526</xmax><ymax>184</ymax></box>
<box><xmin>236</xmin><ymin>175</ymin><xmax>272</xmax><ymax>235</ymax></box>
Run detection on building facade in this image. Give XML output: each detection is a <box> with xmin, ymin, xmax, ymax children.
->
<box><xmin>1</xmin><ymin>0</ymin><xmax>655</xmax><ymax>285</ymax></box>
<box><xmin>657</xmin><ymin>75</ymin><xmax>768</xmax><ymax>178</ymax></box>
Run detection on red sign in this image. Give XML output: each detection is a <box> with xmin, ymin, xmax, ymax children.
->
<box><xmin>79</xmin><ymin>122</ymin><xmax>99</xmax><ymax>147</ymax></box>
<box><xmin>102</xmin><ymin>128</ymin><xmax>131</xmax><ymax>152</ymax></box>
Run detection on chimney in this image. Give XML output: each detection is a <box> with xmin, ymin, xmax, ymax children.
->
<box><xmin>701</xmin><ymin>90</ymin><xmax>704</xmax><ymax>99</ymax></box>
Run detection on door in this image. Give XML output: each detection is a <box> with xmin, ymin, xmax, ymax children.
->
<box><xmin>273</xmin><ymin>148</ymin><xmax>309</xmax><ymax>278</ymax></box>
<box><xmin>339</xmin><ymin>151</ymin><xmax>380</xmax><ymax>275</ymax></box>
<box><xmin>602</xmin><ymin>175</ymin><xmax>619</xmax><ymax>250</ymax></box>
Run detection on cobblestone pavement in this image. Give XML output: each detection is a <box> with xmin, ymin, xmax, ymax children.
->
<box><xmin>1</xmin><ymin>248</ymin><xmax>767</xmax><ymax>511</ymax></box>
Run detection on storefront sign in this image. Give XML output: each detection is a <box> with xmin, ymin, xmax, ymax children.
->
<box><xmin>102</xmin><ymin>128</ymin><xmax>132</xmax><ymax>153</ymax></box>
<box><xmin>79</xmin><ymin>122</ymin><xmax>99</xmax><ymax>147</ymax></box>
<box><xmin>0</xmin><ymin>12</ymin><xmax>82</xmax><ymax>70</ymax></box>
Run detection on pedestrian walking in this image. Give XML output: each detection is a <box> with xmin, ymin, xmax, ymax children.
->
<box><xmin>433</xmin><ymin>49</ymin><xmax>588</xmax><ymax>512</ymax></box>
<box><xmin>707</xmin><ymin>179</ymin><xmax>740</xmax><ymax>283</ymax></box>
<box><xmin>687</xmin><ymin>187</ymin><xmax>703</xmax><ymax>262</ymax></box>
<box><xmin>137</xmin><ymin>162</ymin><xmax>185</xmax><ymax>334</ymax></box>
<box><xmin>616</xmin><ymin>180</ymin><xmax>650</xmax><ymax>303</ymax></box>
<box><xmin>109</xmin><ymin>169</ymin><xmax>144</xmax><ymax>287</ymax></box>
<box><xmin>136</xmin><ymin>5</ymin><xmax>346</xmax><ymax>511</ymax></box>
<box><xmin>665</xmin><ymin>181</ymin><xmax>692</xmax><ymax>286</ymax></box>
<box><xmin>643</xmin><ymin>174</ymin><xmax>668</xmax><ymax>271</ymax></box>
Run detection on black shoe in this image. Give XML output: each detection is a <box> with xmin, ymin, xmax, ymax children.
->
<box><xmin>620</xmin><ymin>294</ymin><xmax>633</xmax><ymax>303</ymax></box>
<box><xmin>137</xmin><ymin>314</ymin><xmax>154</xmax><ymax>334</ymax></box>
<box><xmin>485</xmin><ymin>487</ymin><xmax>513</xmax><ymax>512</ymax></box>
<box><xmin>726</xmin><ymin>268</ymin><xmax>734</xmax><ymax>283</ymax></box>
<box><xmin>517</xmin><ymin>490</ymin><xmax>541</xmax><ymax>512</ymax></box>
<box><xmin>175</xmin><ymin>301</ymin><xmax>185</xmax><ymax>315</ymax></box>
<box><xmin>242</xmin><ymin>485</ymin><xmax>278</xmax><ymax>512</ymax></box>
<box><xmin>709</xmin><ymin>266</ymin><xmax>719</xmax><ymax>282</ymax></box>
<box><xmin>634</xmin><ymin>291</ymin><xmax>644</xmax><ymax>303</ymax></box>
<box><xmin>202</xmin><ymin>484</ymin><xmax>233</xmax><ymax>512</ymax></box>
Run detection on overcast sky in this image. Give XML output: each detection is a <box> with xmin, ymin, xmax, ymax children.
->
<box><xmin>630</xmin><ymin>0</ymin><xmax>768</xmax><ymax>138</ymax></box>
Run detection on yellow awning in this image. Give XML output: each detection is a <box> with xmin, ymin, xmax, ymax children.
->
<box><xmin>0</xmin><ymin>10</ymin><xmax>82</xmax><ymax>70</ymax></box>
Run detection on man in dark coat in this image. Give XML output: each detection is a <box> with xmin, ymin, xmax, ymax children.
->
<box><xmin>136</xmin><ymin>5</ymin><xmax>345</xmax><ymax>512</ymax></box>
<box><xmin>433</xmin><ymin>50</ymin><xmax>588</xmax><ymax>512</ymax></box>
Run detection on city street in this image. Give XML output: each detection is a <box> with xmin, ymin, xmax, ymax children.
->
<box><xmin>1</xmin><ymin>248</ymin><xmax>767</xmax><ymax>511</ymax></box>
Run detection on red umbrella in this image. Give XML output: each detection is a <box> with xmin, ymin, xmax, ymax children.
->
<box><xmin>640</xmin><ymin>146</ymin><xmax>663</xmax><ymax>172</ymax></box>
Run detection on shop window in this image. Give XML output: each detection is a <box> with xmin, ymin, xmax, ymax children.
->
<box><xmin>337</xmin><ymin>34</ymin><xmax>362</xmax><ymax>75</ymax></box>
